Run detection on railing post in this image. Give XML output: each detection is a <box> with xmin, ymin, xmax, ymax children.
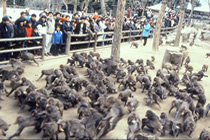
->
<box><xmin>65</xmin><ymin>32</ymin><xmax>71</xmax><ymax>55</ymax></box>
<box><xmin>129</xmin><ymin>28</ymin><xmax>132</xmax><ymax>43</ymax></box>
<box><xmin>41</xmin><ymin>34</ymin><xmax>46</xmax><ymax>60</ymax></box>
<box><xmin>94</xmin><ymin>32</ymin><xmax>97</xmax><ymax>52</ymax></box>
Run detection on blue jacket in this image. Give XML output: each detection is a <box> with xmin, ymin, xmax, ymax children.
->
<box><xmin>52</xmin><ymin>31</ymin><xmax>63</xmax><ymax>45</ymax></box>
<box><xmin>142</xmin><ymin>23</ymin><xmax>151</xmax><ymax>37</ymax></box>
<box><xmin>25</xmin><ymin>13</ymin><xmax>31</xmax><ymax>21</ymax></box>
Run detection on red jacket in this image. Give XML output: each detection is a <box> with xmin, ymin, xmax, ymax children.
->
<box><xmin>25</xmin><ymin>27</ymin><xmax>32</xmax><ymax>37</ymax></box>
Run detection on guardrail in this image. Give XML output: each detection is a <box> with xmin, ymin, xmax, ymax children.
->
<box><xmin>0</xmin><ymin>25</ymin><xmax>178</xmax><ymax>65</ymax></box>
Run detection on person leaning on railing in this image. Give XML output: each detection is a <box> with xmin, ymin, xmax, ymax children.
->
<box><xmin>0</xmin><ymin>16</ymin><xmax>14</xmax><ymax>61</ymax></box>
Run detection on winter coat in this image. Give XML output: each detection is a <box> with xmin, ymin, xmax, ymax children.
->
<box><xmin>36</xmin><ymin>20</ymin><xmax>47</xmax><ymax>35</ymax></box>
<box><xmin>0</xmin><ymin>22</ymin><xmax>14</xmax><ymax>47</ymax></box>
<box><xmin>25</xmin><ymin>27</ymin><xmax>33</xmax><ymax>37</ymax></box>
<box><xmin>62</xmin><ymin>20</ymin><xmax>73</xmax><ymax>35</ymax></box>
<box><xmin>52</xmin><ymin>31</ymin><xmax>63</xmax><ymax>45</ymax></box>
<box><xmin>74</xmin><ymin>22</ymin><xmax>87</xmax><ymax>34</ymax></box>
<box><xmin>14</xmin><ymin>25</ymin><xmax>26</xmax><ymax>37</ymax></box>
<box><xmin>46</xmin><ymin>17</ymin><xmax>55</xmax><ymax>34</ymax></box>
<box><xmin>142</xmin><ymin>23</ymin><xmax>151</xmax><ymax>37</ymax></box>
<box><xmin>30</xmin><ymin>18</ymin><xmax>37</xmax><ymax>29</ymax></box>
<box><xmin>25</xmin><ymin>13</ymin><xmax>31</xmax><ymax>21</ymax></box>
<box><xmin>32</xmin><ymin>32</ymin><xmax>41</xmax><ymax>44</ymax></box>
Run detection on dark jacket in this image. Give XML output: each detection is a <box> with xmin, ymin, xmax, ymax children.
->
<box><xmin>0</xmin><ymin>22</ymin><xmax>14</xmax><ymax>47</ymax></box>
<box><xmin>15</xmin><ymin>17</ymin><xmax>26</xmax><ymax>25</ymax></box>
<box><xmin>14</xmin><ymin>25</ymin><xmax>26</xmax><ymax>38</ymax></box>
<box><xmin>74</xmin><ymin>22</ymin><xmax>87</xmax><ymax>34</ymax></box>
<box><xmin>29</xmin><ymin>18</ymin><xmax>37</xmax><ymax>29</ymax></box>
<box><xmin>32</xmin><ymin>32</ymin><xmax>41</xmax><ymax>44</ymax></box>
<box><xmin>62</xmin><ymin>20</ymin><xmax>73</xmax><ymax>34</ymax></box>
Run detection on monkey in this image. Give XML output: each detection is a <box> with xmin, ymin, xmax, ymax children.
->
<box><xmin>146</xmin><ymin>59</ymin><xmax>155</xmax><ymax>70</ymax></box>
<box><xmin>21</xmin><ymin>77</ymin><xmax>36</xmax><ymax>89</ymax></box>
<box><xmin>71</xmin><ymin>53</ymin><xmax>87</xmax><ymax>67</ymax></box>
<box><xmin>127</xmin><ymin>60</ymin><xmax>135</xmax><ymax>66</ymax></box>
<box><xmin>9</xmin><ymin>59</ymin><xmax>24</xmax><ymax>75</ymax></box>
<box><xmin>151</xmin><ymin>56</ymin><xmax>155</xmax><ymax>62</ymax></box>
<box><xmin>197</xmin><ymin>93</ymin><xmax>206</xmax><ymax>107</ymax></box>
<box><xmin>80</xmin><ymin>52</ymin><xmax>88</xmax><ymax>59</ymax></box>
<box><xmin>127</xmin><ymin>112</ymin><xmax>141</xmax><ymax>139</ymax></box>
<box><xmin>37</xmin><ymin>69</ymin><xmax>54</xmax><ymax>80</ymax></box>
<box><xmin>0</xmin><ymin>119</ymin><xmax>10</xmax><ymax>136</ymax></box>
<box><xmin>120</xmin><ymin>58</ymin><xmax>127</xmax><ymax>66</ymax></box>
<box><xmin>184</xmin><ymin>56</ymin><xmax>191</xmax><ymax>65</ymax></box>
<box><xmin>96</xmin><ymin>118</ymin><xmax>111</xmax><ymax>139</ymax></box>
<box><xmin>89</xmin><ymin>51</ymin><xmax>100</xmax><ymax>60</ymax></box>
<box><xmin>206</xmin><ymin>53</ymin><xmax>210</xmax><ymax>58</ymax></box>
<box><xmin>8</xmin><ymin>115</ymin><xmax>40</xmax><ymax>140</ymax></box>
<box><xmin>126</xmin><ymin>98</ymin><xmax>139</xmax><ymax>113</ymax></box>
<box><xmin>103</xmin><ymin>96</ymin><xmax>125</xmax><ymax>131</ymax></box>
<box><xmin>0</xmin><ymin>82</ymin><xmax>8</xmax><ymax>100</ymax></box>
<box><xmin>204</xmin><ymin>103</ymin><xmax>210</xmax><ymax>117</ymax></box>
<box><xmin>47</xmin><ymin>97</ymin><xmax>64</xmax><ymax>116</ymax></box>
<box><xmin>135</xmin><ymin>59</ymin><xmax>144</xmax><ymax>65</ymax></box>
<box><xmin>42</xmin><ymin>121</ymin><xmax>59</xmax><ymax>140</ymax></box>
<box><xmin>96</xmin><ymin>80</ymin><xmax>107</xmax><ymax>97</ymax></box>
<box><xmin>66</xmin><ymin>58</ymin><xmax>75</xmax><ymax>66</ymax></box>
<box><xmin>198</xmin><ymin>129</ymin><xmax>210</xmax><ymax>140</ymax></box>
<box><xmin>202</xmin><ymin>64</ymin><xmax>208</xmax><ymax>72</ymax></box>
<box><xmin>20</xmin><ymin>51</ymin><xmax>39</xmax><ymax>66</ymax></box>
<box><xmin>142</xmin><ymin>110</ymin><xmax>161</xmax><ymax>134</ymax></box>
<box><xmin>169</xmin><ymin>99</ymin><xmax>184</xmax><ymax>114</ymax></box>
<box><xmin>185</xmin><ymin>64</ymin><xmax>194</xmax><ymax>74</ymax></box>
<box><xmin>118</xmin><ymin>89</ymin><xmax>133</xmax><ymax>105</ymax></box>
<box><xmin>144</xmin><ymin>89</ymin><xmax>160</xmax><ymax>108</ymax></box>
<box><xmin>58</xmin><ymin>119</ymin><xmax>91</xmax><ymax>140</ymax></box>
<box><xmin>127</xmin><ymin>65</ymin><xmax>136</xmax><ymax>75</ymax></box>
<box><xmin>181</xmin><ymin>45</ymin><xmax>188</xmax><ymax>50</ymax></box>
<box><xmin>0</xmin><ymin>69</ymin><xmax>20</xmax><ymax>82</ymax></box>
<box><xmin>181</xmin><ymin>110</ymin><xmax>196</xmax><ymax>137</ymax></box>
<box><xmin>154</xmin><ymin>85</ymin><xmax>167</xmax><ymax>100</ymax></box>
<box><xmin>163</xmin><ymin>62</ymin><xmax>173</xmax><ymax>74</ymax></box>
<box><xmin>195</xmin><ymin>102</ymin><xmax>204</xmax><ymax>120</ymax></box>
<box><xmin>115</xmin><ymin>70</ymin><xmax>126</xmax><ymax>82</ymax></box>
<box><xmin>130</xmin><ymin>42</ymin><xmax>139</xmax><ymax>48</ymax></box>
<box><xmin>175</xmin><ymin>101</ymin><xmax>190</xmax><ymax>120</ymax></box>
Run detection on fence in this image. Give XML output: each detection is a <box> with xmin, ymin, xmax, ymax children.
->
<box><xmin>0</xmin><ymin>25</ymin><xmax>179</xmax><ymax>65</ymax></box>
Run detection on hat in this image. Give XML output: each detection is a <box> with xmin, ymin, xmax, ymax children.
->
<box><xmin>48</xmin><ymin>11</ymin><xmax>53</xmax><ymax>15</ymax></box>
<box><xmin>2</xmin><ymin>16</ymin><xmax>9</xmax><ymax>21</ymax></box>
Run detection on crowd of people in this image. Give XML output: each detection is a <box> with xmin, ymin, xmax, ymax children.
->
<box><xmin>0</xmin><ymin>7</ymin><xmax>181</xmax><ymax>61</ymax></box>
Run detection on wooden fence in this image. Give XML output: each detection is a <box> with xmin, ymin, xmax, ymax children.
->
<box><xmin>0</xmin><ymin>25</ymin><xmax>179</xmax><ymax>65</ymax></box>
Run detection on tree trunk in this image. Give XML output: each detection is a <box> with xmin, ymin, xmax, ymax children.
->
<box><xmin>111</xmin><ymin>0</ymin><xmax>126</xmax><ymax>61</ymax></box>
<box><xmin>74</xmin><ymin>0</ymin><xmax>77</xmax><ymax>13</ymax></box>
<box><xmin>142</xmin><ymin>0</ymin><xmax>148</xmax><ymax>17</ymax></box>
<box><xmin>80</xmin><ymin>1</ymin><xmax>85</xmax><ymax>10</ymax></box>
<box><xmin>63</xmin><ymin>0</ymin><xmax>68</xmax><ymax>13</ymax></box>
<box><xmin>174</xmin><ymin>0</ymin><xmax>185</xmax><ymax>47</ymax></box>
<box><xmin>84</xmin><ymin>0</ymin><xmax>90</xmax><ymax>13</ymax></box>
<box><xmin>3</xmin><ymin>0</ymin><xmax>7</xmax><ymax>16</ymax></box>
<box><xmin>187</xmin><ymin>0</ymin><xmax>195</xmax><ymax>27</ymax></box>
<box><xmin>152</xmin><ymin>0</ymin><xmax>167</xmax><ymax>52</ymax></box>
<box><xmin>100</xmin><ymin>0</ymin><xmax>107</xmax><ymax>16</ymax></box>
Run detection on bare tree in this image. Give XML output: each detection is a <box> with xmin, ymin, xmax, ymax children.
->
<box><xmin>111</xmin><ymin>0</ymin><xmax>126</xmax><ymax>61</ymax></box>
<box><xmin>152</xmin><ymin>0</ymin><xmax>167</xmax><ymax>52</ymax></box>
<box><xmin>174</xmin><ymin>0</ymin><xmax>186</xmax><ymax>47</ymax></box>
<box><xmin>63</xmin><ymin>0</ymin><xmax>69</xmax><ymax>13</ymax></box>
<box><xmin>142</xmin><ymin>0</ymin><xmax>148</xmax><ymax>17</ymax></box>
<box><xmin>100</xmin><ymin>0</ymin><xmax>107</xmax><ymax>15</ymax></box>
<box><xmin>84</xmin><ymin>0</ymin><xmax>90</xmax><ymax>13</ymax></box>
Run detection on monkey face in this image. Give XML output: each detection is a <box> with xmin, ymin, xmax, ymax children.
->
<box><xmin>181</xmin><ymin>108</ymin><xmax>186</xmax><ymax>116</ymax></box>
<box><xmin>14</xmin><ymin>116</ymin><xmax>23</xmax><ymax>125</ymax></box>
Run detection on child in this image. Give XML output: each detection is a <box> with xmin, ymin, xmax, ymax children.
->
<box><xmin>31</xmin><ymin>27</ymin><xmax>41</xmax><ymax>55</ymax></box>
<box><xmin>25</xmin><ymin>21</ymin><xmax>33</xmax><ymax>37</ymax></box>
<box><xmin>51</xmin><ymin>26</ymin><xmax>63</xmax><ymax>56</ymax></box>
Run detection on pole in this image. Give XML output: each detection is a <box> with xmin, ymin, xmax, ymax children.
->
<box><xmin>65</xmin><ymin>32</ymin><xmax>71</xmax><ymax>55</ymax></box>
<box><xmin>41</xmin><ymin>34</ymin><xmax>46</xmax><ymax>60</ymax></box>
<box><xmin>3</xmin><ymin>0</ymin><xmax>7</xmax><ymax>16</ymax></box>
<box><xmin>13</xmin><ymin>0</ymin><xmax>15</xmax><ymax>8</ymax></box>
<box><xmin>94</xmin><ymin>32</ymin><xmax>98</xmax><ymax>52</ymax></box>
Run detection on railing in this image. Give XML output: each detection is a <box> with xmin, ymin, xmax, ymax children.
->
<box><xmin>0</xmin><ymin>25</ymin><xmax>178</xmax><ymax>65</ymax></box>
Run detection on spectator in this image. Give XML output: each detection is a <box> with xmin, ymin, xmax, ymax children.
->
<box><xmin>55</xmin><ymin>12</ymin><xmax>62</xmax><ymax>28</ymax></box>
<box><xmin>32</xmin><ymin>27</ymin><xmax>41</xmax><ymax>45</ymax></box>
<box><xmin>30</xmin><ymin>14</ymin><xmax>37</xmax><ymax>29</ymax></box>
<box><xmin>39</xmin><ymin>8</ymin><xmax>48</xmax><ymax>17</ymax></box>
<box><xmin>25</xmin><ymin>8</ymin><xmax>31</xmax><ymax>21</ymax></box>
<box><xmin>142</xmin><ymin>20</ymin><xmax>151</xmax><ymax>46</ymax></box>
<box><xmin>25</xmin><ymin>21</ymin><xmax>33</xmax><ymax>37</ymax></box>
<box><xmin>127</xmin><ymin>7</ymin><xmax>131</xmax><ymax>18</ymax></box>
<box><xmin>89</xmin><ymin>19</ymin><xmax>95</xmax><ymax>32</ymax></box>
<box><xmin>52</xmin><ymin>26</ymin><xmax>63</xmax><ymax>56</ymax></box>
<box><xmin>62</xmin><ymin>15</ymin><xmax>73</xmax><ymax>43</ymax></box>
<box><xmin>60</xmin><ymin>14</ymin><xmax>66</xmax><ymax>23</ymax></box>
<box><xmin>14</xmin><ymin>18</ymin><xmax>26</xmax><ymax>38</ymax></box>
<box><xmin>15</xmin><ymin>11</ymin><xmax>26</xmax><ymax>26</ymax></box>
<box><xmin>45</xmin><ymin>11</ymin><xmax>55</xmax><ymax>56</ymax></box>
<box><xmin>0</xmin><ymin>16</ymin><xmax>14</xmax><ymax>61</ymax></box>
<box><xmin>74</xmin><ymin>17</ymin><xmax>87</xmax><ymax>35</ymax></box>
<box><xmin>36</xmin><ymin>15</ymin><xmax>47</xmax><ymax>36</ymax></box>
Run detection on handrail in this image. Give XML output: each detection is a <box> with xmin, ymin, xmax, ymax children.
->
<box><xmin>0</xmin><ymin>37</ymin><xmax>43</xmax><ymax>42</ymax></box>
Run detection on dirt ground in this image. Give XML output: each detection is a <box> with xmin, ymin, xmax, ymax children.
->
<box><xmin>0</xmin><ymin>38</ymin><xmax>210</xmax><ymax>139</ymax></box>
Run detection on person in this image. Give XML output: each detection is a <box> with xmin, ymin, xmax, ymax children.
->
<box><xmin>15</xmin><ymin>11</ymin><xmax>26</xmax><ymax>26</ymax></box>
<box><xmin>25</xmin><ymin>21</ymin><xmax>33</xmax><ymax>37</ymax></box>
<box><xmin>127</xmin><ymin>7</ymin><xmax>131</xmax><ymax>18</ymax></box>
<box><xmin>30</xmin><ymin>14</ymin><xmax>37</xmax><ymax>29</ymax></box>
<box><xmin>25</xmin><ymin>8</ymin><xmax>31</xmax><ymax>21</ymax></box>
<box><xmin>14</xmin><ymin>18</ymin><xmax>26</xmax><ymax>38</ymax></box>
<box><xmin>55</xmin><ymin>12</ymin><xmax>62</xmax><ymax>28</ymax></box>
<box><xmin>45</xmin><ymin>11</ymin><xmax>55</xmax><ymax>56</ymax></box>
<box><xmin>142</xmin><ymin>20</ymin><xmax>151</xmax><ymax>46</ymax></box>
<box><xmin>36</xmin><ymin>14</ymin><xmax>47</xmax><ymax>37</ymax></box>
<box><xmin>51</xmin><ymin>26</ymin><xmax>63</xmax><ymax>56</ymax></box>
<box><xmin>32</xmin><ymin>27</ymin><xmax>41</xmax><ymax>45</ymax></box>
<box><xmin>62</xmin><ymin>15</ymin><xmax>73</xmax><ymax>43</ymax></box>
<box><xmin>39</xmin><ymin>8</ymin><xmax>48</xmax><ymax>17</ymax></box>
<box><xmin>74</xmin><ymin>17</ymin><xmax>87</xmax><ymax>42</ymax></box>
<box><xmin>0</xmin><ymin>16</ymin><xmax>14</xmax><ymax>61</ymax></box>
